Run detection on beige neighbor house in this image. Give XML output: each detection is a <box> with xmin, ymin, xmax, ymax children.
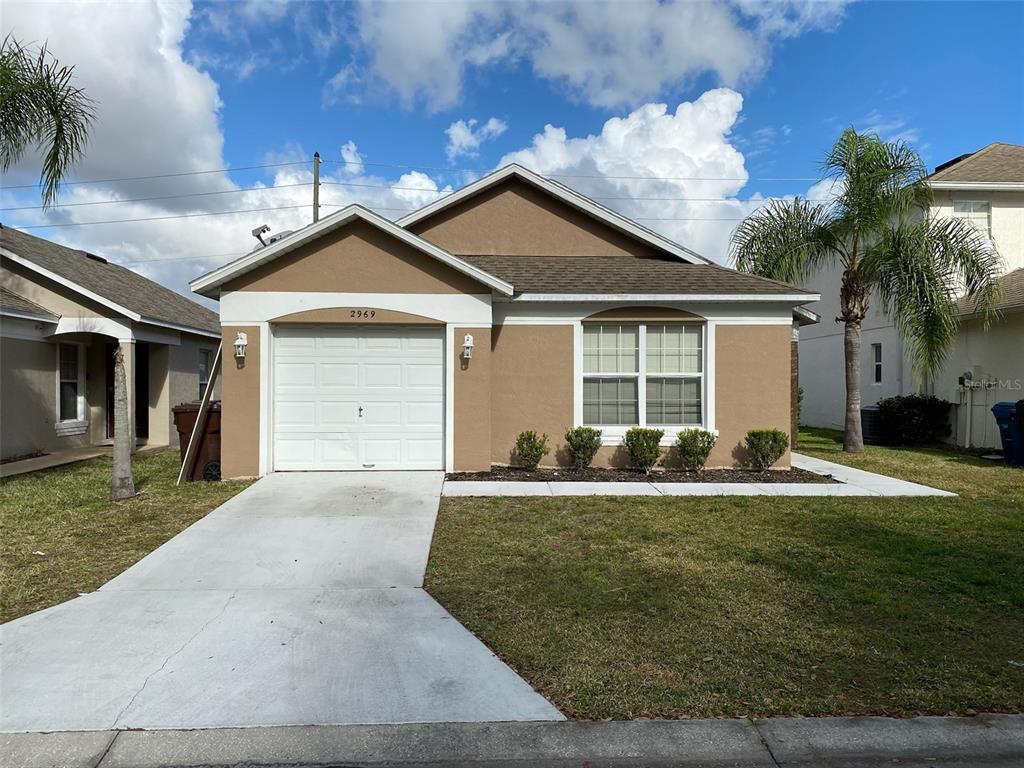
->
<box><xmin>799</xmin><ymin>143</ymin><xmax>1024</xmax><ymax>449</ymax></box>
<box><xmin>1</xmin><ymin>226</ymin><xmax>221</xmax><ymax>461</ymax></box>
<box><xmin>190</xmin><ymin>165</ymin><xmax>820</xmax><ymax>478</ymax></box>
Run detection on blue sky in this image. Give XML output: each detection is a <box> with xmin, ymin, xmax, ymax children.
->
<box><xmin>2</xmin><ymin>1</ymin><xmax>1022</xmax><ymax>295</ymax></box>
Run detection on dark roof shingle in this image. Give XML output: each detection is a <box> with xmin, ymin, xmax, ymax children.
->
<box><xmin>462</xmin><ymin>255</ymin><xmax>813</xmax><ymax>297</ymax></box>
<box><xmin>956</xmin><ymin>268</ymin><xmax>1024</xmax><ymax>316</ymax></box>
<box><xmin>0</xmin><ymin>286</ymin><xmax>59</xmax><ymax>320</ymax></box>
<box><xmin>929</xmin><ymin>143</ymin><xmax>1024</xmax><ymax>183</ymax></box>
<box><xmin>1</xmin><ymin>225</ymin><xmax>219</xmax><ymax>334</ymax></box>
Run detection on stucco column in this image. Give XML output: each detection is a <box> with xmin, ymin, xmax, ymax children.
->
<box><xmin>453</xmin><ymin>327</ymin><xmax>492</xmax><ymax>471</ymax></box>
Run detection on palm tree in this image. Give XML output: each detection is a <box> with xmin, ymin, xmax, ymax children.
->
<box><xmin>1</xmin><ymin>35</ymin><xmax>95</xmax><ymax>206</ymax></box>
<box><xmin>731</xmin><ymin>129</ymin><xmax>1001</xmax><ymax>452</ymax></box>
<box><xmin>110</xmin><ymin>346</ymin><xmax>136</xmax><ymax>501</ymax></box>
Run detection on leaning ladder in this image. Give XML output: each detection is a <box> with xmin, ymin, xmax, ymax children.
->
<box><xmin>176</xmin><ymin>342</ymin><xmax>223</xmax><ymax>485</ymax></box>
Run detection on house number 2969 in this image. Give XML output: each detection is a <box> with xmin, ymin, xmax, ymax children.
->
<box><xmin>349</xmin><ymin>309</ymin><xmax>376</xmax><ymax>319</ymax></box>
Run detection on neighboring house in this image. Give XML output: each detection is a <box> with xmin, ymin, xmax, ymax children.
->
<box><xmin>799</xmin><ymin>142</ymin><xmax>1024</xmax><ymax>448</ymax></box>
<box><xmin>190</xmin><ymin>164</ymin><xmax>819</xmax><ymax>477</ymax></box>
<box><xmin>1</xmin><ymin>226</ymin><xmax>221</xmax><ymax>461</ymax></box>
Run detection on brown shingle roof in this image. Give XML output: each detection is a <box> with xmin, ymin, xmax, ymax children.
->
<box><xmin>461</xmin><ymin>255</ymin><xmax>813</xmax><ymax>296</ymax></box>
<box><xmin>0</xmin><ymin>225</ymin><xmax>219</xmax><ymax>334</ymax></box>
<box><xmin>929</xmin><ymin>143</ymin><xmax>1024</xmax><ymax>183</ymax></box>
<box><xmin>957</xmin><ymin>268</ymin><xmax>1024</xmax><ymax>316</ymax></box>
<box><xmin>0</xmin><ymin>286</ymin><xmax>59</xmax><ymax>320</ymax></box>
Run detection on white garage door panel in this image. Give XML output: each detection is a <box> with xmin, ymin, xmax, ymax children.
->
<box><xmin>273</xmin><ymin>326</ymin><xmax>444</xmax><ymax>471</ymax></box>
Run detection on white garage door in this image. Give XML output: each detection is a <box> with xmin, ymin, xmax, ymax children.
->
<box><xmin>272</xmin><ymin>326</ymin><xmax>444</xmax><ymax>470</ymax></box>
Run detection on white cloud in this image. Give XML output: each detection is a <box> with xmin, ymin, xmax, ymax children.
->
<box><xmin>1</xmin><ymin>0</ymin><xmax>789</xmax><ymax>304</ymax></box>
<box><xmin>345</xmin><ymin>0</ymin><xmax>848</xmax><ymax>110</ymax></box>
<box><xmin>499</xmin><ymin>88</ymin><xmax>764</xmax><ymax>262</ymax></box>
<box><xmin>858</xmin><ymin>109</ymin><xmax>921</xmax><ymax>144</ymax></box>
<box><xmin>445</xmin><ymin>118</ymin><xmax>508</xmax><ymax>160</ymax></box>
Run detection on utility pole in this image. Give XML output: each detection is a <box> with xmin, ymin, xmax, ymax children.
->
<box><xmin>312</xmin><ymin>151</ymin><xmax>321</xmax><ymax>223</ymax></box>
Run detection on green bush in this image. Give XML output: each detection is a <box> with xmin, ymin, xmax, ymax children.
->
<box><xmin>876</xmin><ymin>394</ymin><xmax>952</xmax><ymax>444</ymax></box>
<box><xmin>675</xmin><ymin>428</ymin><xmax>717</xmax><ymax>472</ymax></box>
<box><xmin>745</xmin><ymin>429</ymin><xmax>789</xmax><ymax>471</ymax></box>
<box><xmin>564</xmin><ymin>426</ymin><xmax>602</xmax><ymax>469</ymax></box>
<box><xmin>624</xmin><ymin>427</ymin><xmax>664</xmax><ymax>474</ymax></box>
<box><xmin>514</xmin><ymin>430</ymin><xmax>549</xmax><ymax>470</ymax></box>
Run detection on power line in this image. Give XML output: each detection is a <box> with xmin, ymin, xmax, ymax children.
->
<box><xmin>12</xmin><ymin>202</ymin><xmax>343</xmax><ymax>230</ymax></box>
<box><xmin>0</xmin><ymin>182</ymin><xmax>311</xmax><ymax>212</ymax></box>
<box><xmin>0</xmin><ymin>161</ymin><xmax>308</xmax><ymax>190</ymax></box>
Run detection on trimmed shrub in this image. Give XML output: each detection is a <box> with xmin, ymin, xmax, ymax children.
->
<box><xmin>675</xmin><ymin>428</ymin><xmax>717</xmax><ymax>472</ymax></box>
<box><xmin>514</xmin><ymin>430</ymin><xmax>549</xmax><ymax>470</ymax></box>
<box><xmin>624</xmin><ymin>427</ymin><xmax>664</xmax><ymax>474</ymax></box>
<box><xmin>745</xmin><ymin>428</ymin><xmax>789</xmax><ymax>471</ymax></box>
<box><xmin>564</xmin><ymin>426</ymin><xmax>602</xmax><ymax>469</ymax></box>
<box><xmin>876</xmin><ymin>394</ymin><xmax>952</xmax><ymax>445</ymax></box>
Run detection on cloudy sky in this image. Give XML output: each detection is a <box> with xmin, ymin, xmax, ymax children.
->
<box><xmin>2</xmin><ymin>0</ymin><xmax>1022</xmax><ymax>303</ymax></box>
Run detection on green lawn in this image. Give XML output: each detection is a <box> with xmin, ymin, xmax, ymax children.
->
<box><xmin>426</xmin><ymin>429</ymin><xmax>1024</xmax><ymax>719</ymax></box>
<box><xmin>1</xmin><ymin>449</ymin><xmax>252</xmax><ymax>623</ymax></box>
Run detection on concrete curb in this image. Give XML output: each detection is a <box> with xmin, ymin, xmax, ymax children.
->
<box><xmin>4</xmin><ymin>715</ymin><xmax>1021</xmax><ymax>768</ymax></box>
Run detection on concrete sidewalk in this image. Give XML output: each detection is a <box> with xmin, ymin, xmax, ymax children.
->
<box><xmin>4</xmin><ymin>715</ymin><xmax>1021</xmax><ymax>768</ymax></box>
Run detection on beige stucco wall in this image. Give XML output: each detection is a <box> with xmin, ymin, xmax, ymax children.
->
<box><xmin>932</xmin><ymin>189</ymin><xmax>1024</xmax><ymax>273</ymax></box>
<box><xmin>935</xmin><ymin>312</ymin><xmax>1024</xmax><ymax>449</ymax></box>
<box><xmin>711</xmin><ymin>324</ymin><xmax>792</xmax><ymax>468</ymax></box>
<box><xmin>454</xmin><ymin>326</ymin><xmax>492</xmax><ymax>471</ymax></box>
<box><xmin>410</xmin><ymin>177</ymin><xmax>661</xmax><ymax>258</ymax></box>
<box><xmin>490</xmin><ymin>324</ymin><xmax>575</xmax><ymax>466</ymax></box>
<box><xmin>165</xmin><ymin>333</ymin><xmax>219</xmax><ymax>449</ymax></box>
<box><xmin>1</xmin><ymin>259</ymin><xmax>118</xmax><ymax>319</ymax></box>
<box><xmin>487</xmin><ymin>321</ymin><xmax>792</xmax><ymax>470</ymax></box>
<box><xmin>220</xmin><ymin>325</ymin><xmax>260</xmax><ymax>478</ymax></box>
<box><xmin>0</xmin><ymin>336</ymin><xmax>99</xmax><ymax>459</ymax></box>
<box><xmin>223</xmin><ymin>220</ymin><xmax>485</xmax><ymax>294</ymax></box>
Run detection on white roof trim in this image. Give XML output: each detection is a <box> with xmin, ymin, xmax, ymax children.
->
<box><xmin>930</xmin><ymin>181</ymin><xmax>1024</xmax><ymax>191</ymax></box>
<box><xmin>2</xmin><ymin>247</ymin><xmax>142</xmax><ymax>321</ymax></box>
<box><xmin>0</xmin><ymin>306</ymin><xmax>58</xmax><ymax>323</ymax></box>
<box><xmin>3</xmin><ymin>246</ymin><xmax>219</xmax><ymax>338</ymax></box>
<box><xmin>396</xmin><ymin>164</ymin><xmax>712</xmax><ymax>265</ymax></box>
<box><xmin>190</xmin><ymin>205</ymin><xmax>514</xmax><ymax>298</ymax></box>
<box><xmin>501</xmin><ymin>292</ymin><xmax>821</xmax><ymax>303</ymax></box>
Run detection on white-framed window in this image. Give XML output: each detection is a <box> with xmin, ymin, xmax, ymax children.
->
<box><xmin>871</xmin><ymin>342</ymin><xmax>882</xmax><ymax>384</ymax></box>
<box><xmin>582</xmin><ymin>323</ymin><xmax>704</xmax><ymax>431</ymax></box>
<box><xmin>952</xmin><ymin>200</ymin><xmax>991</xmax><ymax>239</ymax></box>
<box><xmin>198</xmin><ymin>348</ymin><xmax>212</xmax><ymax>400</ymax></box>
<box><xmin>55</xmin><ymin>342</ymin><xmax>87</xmax><ymax>435</ymax></box>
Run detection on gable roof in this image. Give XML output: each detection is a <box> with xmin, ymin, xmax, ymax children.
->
<box><xmin>0</xmin><ymin>286</ymin><xmax>59</xmax><ymax>322</ymax></box>
<box><xmin>929</xmin><ymin>143</ymin><xmax>1024</xmax><ymax>186</ymax></box>
<box><xmin>1</xmin><ymin>225</ymin><xmax>219</xmax><ymax>336</ymax></box>
<box><xmin>396</xmin><ymin>164</ymin><xmax>712</xmax><ymax>265</ymax></box>
<box><xmin>462</xmin><ymin>255</ymin><xmax>815</xmax><ymax>300</ymax></box>
<box><xmin>956</xmin><ymin>267</ymin><xmax>1024</xmax><ymax>316</ymax></box>
<box><xmin>190</xmin><ymin>204</ymin><xmax>514</xmax><ymax>298</ymax></box>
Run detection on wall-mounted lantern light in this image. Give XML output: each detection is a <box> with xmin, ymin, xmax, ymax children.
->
<box><xmin>462</xmin><ymin>333</ymin><xmax>474</xmax><ymax>360</ymax></box>
<box><xmin>233</xmin><ymin>331</ymin><xmax>248</xmax><ymax>360</ymax></box>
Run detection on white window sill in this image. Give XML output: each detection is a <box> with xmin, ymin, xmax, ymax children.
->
<box><xmin>590</xmin><ymin>426</ymin><xmax>718</xmax><ymax>447</ymax></box>
<box><xmin>55</xmin><ymin>420</ymin><xmax>88</xmax><ymax>437</ymax></box>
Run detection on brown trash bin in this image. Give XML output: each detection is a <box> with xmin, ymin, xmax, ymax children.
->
<box><xmin>172</xmin><ymin>401</ymin><xmax>222</xmax><ymax>481</ymax></box>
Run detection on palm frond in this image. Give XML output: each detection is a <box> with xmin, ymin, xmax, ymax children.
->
<box><xmin>871</xmin><ymin>218</ymin><xmax>1002</xmax><ymax>375</ymax></box>
<box><xmin>0</xmin><ymin>35</ymin><xmax>95</xmax><ymax>207</ymax></box>
<box><xmin>730</xmin><ymin>198</ymin><xmax>837</xmax><ymax>283</ymax></box>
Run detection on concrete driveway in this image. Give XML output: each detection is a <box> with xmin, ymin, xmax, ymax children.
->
<box><xmin>0</xmin><ymin>473</ymin><xmax>562</xmax><ymax>732</ymax></box>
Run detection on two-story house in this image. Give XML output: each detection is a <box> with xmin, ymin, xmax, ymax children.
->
<box><xmin>799</xmin><ymin>142</ymin><xmax>1024</xmax><ymax>449</ymax></box>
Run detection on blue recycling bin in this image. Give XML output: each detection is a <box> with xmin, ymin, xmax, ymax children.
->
<box><xmin>991</xmin><ymin>402</ymin><xmax>1024</xmax><ymax>466</ymax></box>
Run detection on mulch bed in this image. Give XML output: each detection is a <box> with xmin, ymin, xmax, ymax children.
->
<box><xmin>446</xmin><ymin>465</ymin><xmax>837</xmax><ymax>484</ymax></box>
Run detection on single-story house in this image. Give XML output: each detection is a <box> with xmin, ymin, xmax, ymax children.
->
<box><xmin>190</xmin><ymin>164</ymin><xmax>819</xmax><ymax>476</ymax></box>
<box><xmin>1</xmin><ymin>225</ymin><xmax>221</xmax><ymax>461</ymax></box>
